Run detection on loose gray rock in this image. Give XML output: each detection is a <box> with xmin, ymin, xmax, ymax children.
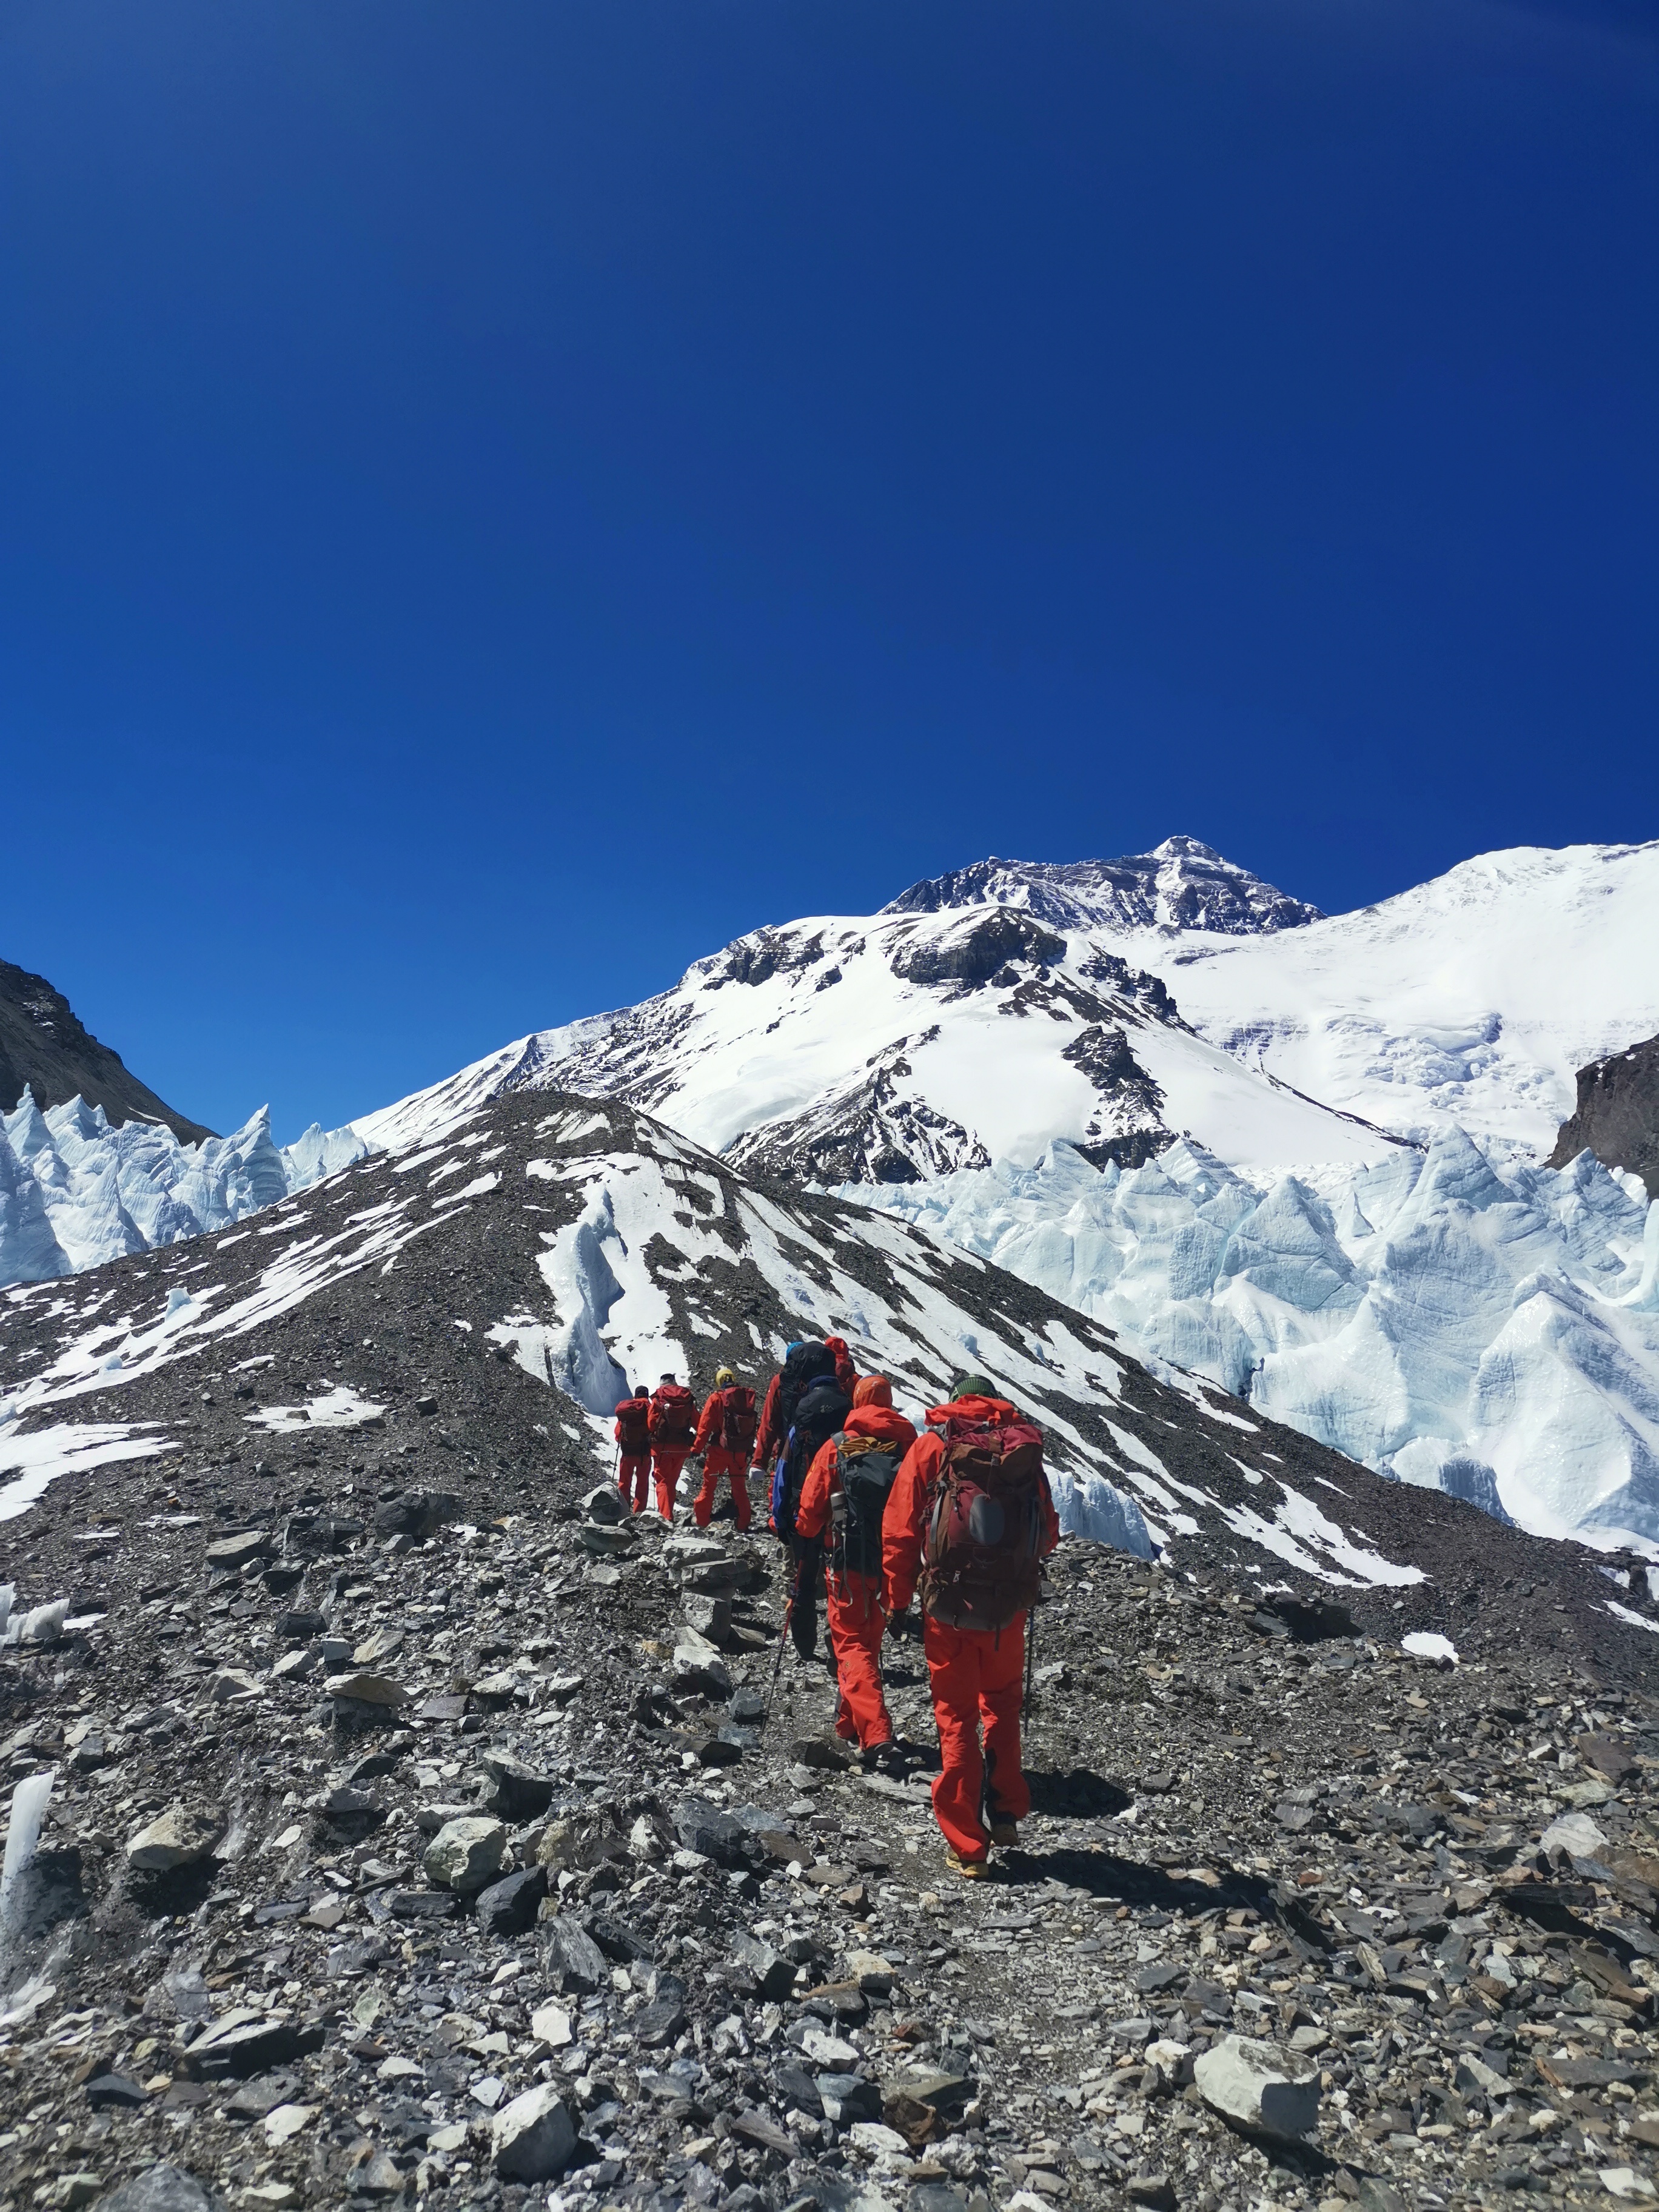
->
<box><xmin>475</xmin><ymin>1865</ymin><xmax>546</xmax><ymax>1936</ymax></box>
<box><xmin>731</xmin><ymin>1929</ymin><xmax>796</xmax><ymax>2000</ymax></box>
<box><xmin>543</xmin><ymin>1913</ymin><xmax>609</xmax><ymax>1993</ymax></box>
<box><xmin>126</xmin><ymin>1805</ymin><xmax>223</xmax><ymax>1872</ymax></box>
<box><xmin>478</xmin><ymin>1747</ymin><xmax>555</xmax><ymax>1819</ymax></box>
<box><xmin>422</xmin><ymin>1815</ymin><xmax>508</xmax><ymax>1892</ymax></box>
<box><xmin>491</xmin><ymin>2083</ymin><xmax>576</xmax><ymax>2180</ymax></box>
<box><xmin>96</xmin><ymin>2166</ymin><xmax>225</xmax><ymax>2211</ymax></box>
<box><xmin>1193</xmin><ymin>2032</ymin><xmax>1321</xmax><ymax>2140</ymax></box>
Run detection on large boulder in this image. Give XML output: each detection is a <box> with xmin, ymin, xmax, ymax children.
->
<box><xmin>478</xmin><ymin>1749</ymin><xmax>555</xmax><ymax>1820</ymax></box>
<box><xmin>422</xmin><ymin>1817</ymin><xmax>508</xmax><ymax>1894</ymax></box>
<box><xmin>1193</xmin><ymin>2033</ymin><xmax>1320</xmax><ymax>2140</ymax></box>
<box><xmin>491</xmin><ymin>2083</ymin><xmax>576</xmax><ymax>2180</ymax></box>
<box><xmin>126</xmin><ymin>1806</ymin><xmax>223</xmax><ymax>1873</ymax></box>
<box><xmin>373</xmin><ymin>1489</ymin><xmax>464</xmax><ymax>1538</ymax></box>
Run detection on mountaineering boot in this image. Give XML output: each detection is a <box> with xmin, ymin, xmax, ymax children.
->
<box><xmin>946</xmin><ymin>1846</ymin><xmax>989</xmax><ymax>1882</ymax></box>
<box><xmin>988</xmin><ymin>1818</ymin><xmax>1019</xmax><ymax>1847</ymax></box>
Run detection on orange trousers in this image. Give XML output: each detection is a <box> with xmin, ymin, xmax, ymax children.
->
<box><xmin>692</xmin><ymin>1449</ymin><xmax>752</xmax><ymax>1531</ymax></box>
<box><xmin>826</xmin><ymin>1570</ymin><xmax>892</xmax><ymax>1749</ymax></box>
<box><xmin>923</xmin><ymin>1612</ymin><xmax>1028</xmax><ymax>1863</ymax></box>
<box><xmin>650</xmin><ymin>1448</ymin><xmax>689</xmax><ymax>1521</ymax></box>
<box><xmin>618</xmin><ymin>1455</ymin><xmax>651</xmax><ymax>1512</ymax></box>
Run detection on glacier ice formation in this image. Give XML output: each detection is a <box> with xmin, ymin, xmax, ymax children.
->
<box><xmin>854</xmin><ymin>1127</ymin><xmax>1659</xmax><ymax>1548</ymax></box>
<box><xmin>0</xmin><ymin>1088</ymin><xmax>369</xmax><ymax>1290</ymax></box>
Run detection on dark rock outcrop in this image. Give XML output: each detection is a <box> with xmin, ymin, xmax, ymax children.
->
<box><xmin>1550</xmin><ymin>1032</ymin><xmax>1659</xmax><ymax>1198</ymax></box>
<box><xmin>0</xmin><ymin>956</ymin><xmax>213</xmax><ymax>1141</ymax></box>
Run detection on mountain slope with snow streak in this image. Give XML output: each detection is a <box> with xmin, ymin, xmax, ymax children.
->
<box><xmin>354</xmin><ymin>848</ymin><xmax>1400</xmax><ymax>1184</ymax></box>
<box><xmin>9</xmin><ymin>1084</ymin><xmax>1659</xmax><ymax>1679</ymax></box>
<box><xmin>1116</xmin><ymin>840</ymin><xmax>1659</xmax><ymax>1162</ymax></box>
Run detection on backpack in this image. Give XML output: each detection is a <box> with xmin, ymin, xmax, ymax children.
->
<box><xmin>829</xmin><ymin>1433</ymin><xmax>902</xmax><ymax>1578</ymax></box>
<box><xmin>651</xmin><ymin>1384</ymin><xmax>697</xmax><ymax>1447</ymax></box>
<box><xmin>615</xmin><ymin>1396</ymin><xmax>652</xmax><ymax>1455</ymax></box>
<box><xmin>775</xmin><ymin>1342</ymin><xmax>836</xmax><ymax>1438</ymax></box>
<box><xmin>919</xmin><ymin>1412</ymin><xmax>1047</xmax><ymax>1630</ymax></box>
<box><xmin>770</xmin><ymin>1379</ymin><xmax>853</xmax><ymax>1541</ymax></box>
<box><xmin>718</xmin><ymin>1384</ymin><xmax>758</xmax><ymax>1456</ymax></box>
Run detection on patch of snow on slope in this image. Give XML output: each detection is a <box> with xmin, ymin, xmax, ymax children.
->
<box><xmin>0</xmin><ymin>1419</ymin><xmax>179</xmax><ymax>1521</ymax></box>
<box><xmin>242</xmin><ymin>1386</ymin><xmax>388</xmax><ymax>1434</ymax></box>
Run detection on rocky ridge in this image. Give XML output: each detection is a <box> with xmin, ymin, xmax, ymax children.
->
<box><xmin>1550</xmin><ymin>1039</ymin><xmax>1659</xmax><ymax>1202</ymax></box>
<box><xmin>3</xmin><ymin>1094</ymin><xmax>1659</xmax><ymax>2211</ymax></box>
<box><xmin>0</xmin><ymin>962</ymin><xmax>213</xmax><ymax>1149</ymax></box>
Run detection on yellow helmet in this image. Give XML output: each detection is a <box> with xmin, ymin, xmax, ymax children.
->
<box><xmin>714</xmin><ymin>1367</ymin><xmax>736</xmax><ymax>1389</ymax></box>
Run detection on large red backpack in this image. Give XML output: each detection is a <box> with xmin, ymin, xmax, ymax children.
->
<box><xmin>920</xmin><ymin>1412</ymin><xmax>1047</xmax><ymax>1630</ymax></box>
<box><xmin>651</xmin><ymin>1384</ymin><xmax>697</xmax><ymax>1447</ymax></box>
<box><xmin>615</xmin><ymin>1395</ymin><xmax>652</xmax><ymax>1454</ymax></box>
<box><xmin>719</xmin><ymin>1385</ymin><xmax>759</xmax><ymax>1456</ymax></box>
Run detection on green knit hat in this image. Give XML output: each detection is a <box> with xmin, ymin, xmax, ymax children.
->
<box><xmin>951</xmin><ymin>1372</ymin><xmax>997</xmax><ymax>1401</ymax></box>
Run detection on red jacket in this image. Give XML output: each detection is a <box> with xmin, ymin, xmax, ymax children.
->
<box><xmin>648</xmin><ymin>1383</ymin><xmax>697</xmax><ymax>1449</ymax></box>
<box><xmin>883</xmin><ymin>1395</ymin><xmax>1061</xmax><ymax>1616</ymax></box>
<box><xmin>693</xmin><ymin>1386</ymin><xmax>755</xmax><ymax>1457</ymax></box>
<box><xmin>752</xmin><ymin>1372</ymin><xmax>785</xmax><ymax>1472</ymax></box>
<box><xmin>824</xmin><ymin>1336</ymin><xmax>858</xmax><ymax>1396</ymax></box>
<box><xmin>794</xmin><ymin>1403</ymin><xmax>919</xmax><ymax>1544</ymax></box>
<box><xmin>693</xmin><ymin>1390</ymin><xmax>725</xmax><ymax>1456</ymax></box>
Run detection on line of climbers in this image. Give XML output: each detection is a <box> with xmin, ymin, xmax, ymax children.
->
<box><xmin>611</xmin><ymin>1339</ymin><xmax>1059</xmax><ymax>1879</ymax></box>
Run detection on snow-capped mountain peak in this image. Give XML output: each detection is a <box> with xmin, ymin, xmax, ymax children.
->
<box><xmin>882</xmin><ymin>836</ymin><xmax>1325</xmax><ymax>936</ymax></box>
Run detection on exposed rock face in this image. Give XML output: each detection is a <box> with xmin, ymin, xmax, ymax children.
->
<box><xmin>1550</xmin><ymin>1032</ymin><xmax>1659</xmax><ymax>1198</ymax></box>
<box><xmin>887</xmin><ymin>910</ymin><xmax>1068</xmax><ymax>989</ymax></box>
<box><xmin>0</xmin><ymin>957</ymin><xmax>214</xmax><ymax>1144</ymax></box>
<box><xmin>883</xmin><ymin>839</ymin><xmax>1324</xmax><ymax>935</ymax></box>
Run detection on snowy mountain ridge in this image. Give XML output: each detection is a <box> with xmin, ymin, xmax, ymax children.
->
<box><xmin>882</xmin><ymin>834</ymin><xmax>1326</xmax><ymax>936</ymax></box>
<box><xmin>346</xmin><ymin>833</ymin><xmax>1659</xmax><ymax>1552</ymax></box>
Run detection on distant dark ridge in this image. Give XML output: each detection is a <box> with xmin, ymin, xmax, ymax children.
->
<box><xmin>1549</xmin><ymin>1031</ymin><xmax>1659</xmax><ymax>1199</ymax></box>
<box><xmin>0</xmin><ymin>958</ymin><xmax>214</xmax><ymax>1145</ymax></box>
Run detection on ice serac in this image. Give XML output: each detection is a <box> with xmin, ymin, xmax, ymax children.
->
<box><xmin>859</xmin><ymin>1127</ymin><xmax>1659</xmax><ymax>1547</ymax></box>
<box><xmin>0</xmin><ymin>1084</ymin><xmax>369</xmax><ymax>1292</ymax></box>
<box><xmin>0</xmin><ymin>1131</ymin><xmax>69</xmax><ymax>1285</ymax></box>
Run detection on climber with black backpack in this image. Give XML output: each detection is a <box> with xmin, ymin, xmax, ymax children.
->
<box><xmin>761</xmin><ymin>1341</ymin><xmax>851</xmax><ymax>1662</ymax></box>
<box><xmin>794</xmin><ymin>1375</ymin><xmax>916</xmax><ymax>1763</ymax></box>
<box><xmin>883</xmin><ymin>1372</ymin><xmax>1060</xmax><ymax>1880</ymax></box>
<box><xmin>690</xmin><ymin>1366</ymin><xmax>757</xmax><ymax>1532</ymax></box>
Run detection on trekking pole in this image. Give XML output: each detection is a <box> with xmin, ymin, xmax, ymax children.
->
<box><xmin>1022</xmin><ymin>1603</ymin><xmax>1037</xmax><ymax>1722</ymax></box>
<box><xmin>760</xmin><ymin>1552</ymin><xmax>806</xmax><ymax>1735</ymax></box>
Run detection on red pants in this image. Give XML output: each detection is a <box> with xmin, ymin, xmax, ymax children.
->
<box><xmin>618</xmin><ymin>1455</ymin><xmax>651</xmax><ymax>1513</ymax></box>
<box><xmin>693</xmin><ymin>1450</ymin><xmax>751</xmax><ymax>1531</ymax></box>
<box><xmin>923</xmin><ymin>1612</ymin><xmax>1028</xmax><ymax>1863</ymax></box>
<box><xmin>827</xmin><ymin>1570</ymin><xmax>891</xmax><ymax>1749</ymax></box>
<box><xmin>651</xmin><ymin>1448</ymin><xmax>689</xmax><ymax>1521</ymax></box>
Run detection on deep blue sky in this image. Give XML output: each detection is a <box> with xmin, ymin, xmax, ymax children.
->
<box><xmin>2</xmin><ymin>1</ymin><xmax>1654</xmax><ymax>1140</ymax></box>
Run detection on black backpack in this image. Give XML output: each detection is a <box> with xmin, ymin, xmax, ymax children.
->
<box><xmin>776</xmin><ymin>1341</ymin><xmax>836</xmax><ymax>1437</ymax></box>
<box><xmin>771</xmin><ymin>1378</ymin><xmax>853</xmax><ymax>1540</ymax></box>
<box><xmin>830</xmin><ymin>1433</ymin><xmax>902</xmax><ymax>1578</ymax></box>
